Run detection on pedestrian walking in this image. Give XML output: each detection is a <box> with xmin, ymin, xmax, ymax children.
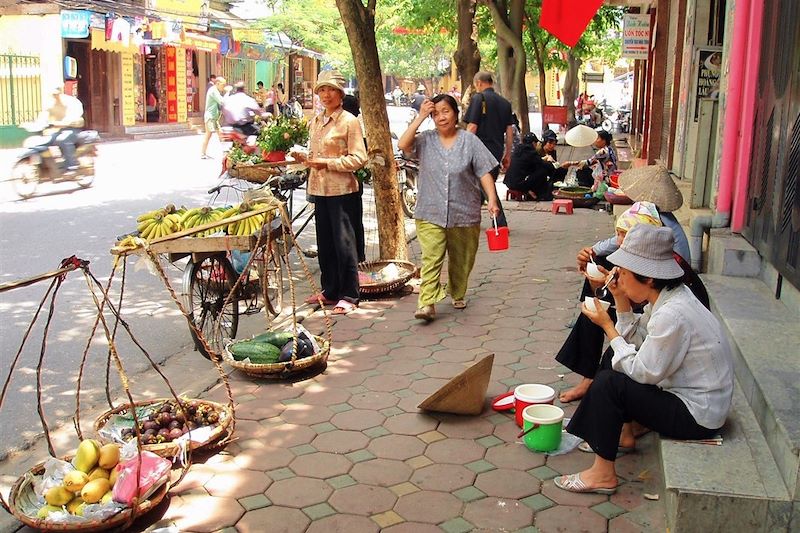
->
<box><xmin>398</xmin><ymin>94</ymin><xmax>500</xmax><ymax>322</ymax></box>
<box><xmin>465</xmin><ymin>71</ymin><xmax>513</xmax><ymax>227</ymax></box>
<box><xmin>201</xmin><ymin>76</ymin><xmax>225</xmax><ymax>159</ymax></box>
<box><xmin>291</xmin><ymin>70</ymin><xmax>367</xmax><ymax>315</ymax></box>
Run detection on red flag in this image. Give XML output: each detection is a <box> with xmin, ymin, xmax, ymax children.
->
<box><xmin>540</xmin><ymin>0</ymin><xmax>604</xmax><ymax>47</ymax></box>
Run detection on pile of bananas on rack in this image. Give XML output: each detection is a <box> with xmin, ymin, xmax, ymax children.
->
<box><xmin>136</xmin><ymin>204</ymin><xmax>184</xmax><ymax>240</ymax></box>
<box><xmin>221</xmin><ymin>200</ymin><xmax>272</xmax><ymax>237</ymax></box>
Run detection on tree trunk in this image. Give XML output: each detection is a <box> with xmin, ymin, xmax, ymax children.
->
<box><xmin>454</xmin><ymin>0</ymin><xmax>481</xmax><ymax>96</ymax></box>
<box><xmin>529</xmin><ymin>29</ymin><xmax>547</xmax><ymax>112</ymax></box>
<box><xmin>485</xmin><ymin>0</ymin><xmax>529</xmax><ymax>133</ymax></box>
<box><xmin>335</xmin><ymin>0</ymin><xmax>407</xmax><ymax>260</ymax></box>
<box><xmin>563</xmin><ymin>51</ymin><xmax>581</xmax><ymax>128</ymax></box>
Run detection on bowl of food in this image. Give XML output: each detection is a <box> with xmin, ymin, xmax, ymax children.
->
<box><xmin>585</xmin><ymin>262</ymin><xmax>604</xmax><ymax>281</ymax></box>
<box><xmin>583</xmin><ymin>297</ymin><xmax>611</xmax><ymax>312</ymax></box>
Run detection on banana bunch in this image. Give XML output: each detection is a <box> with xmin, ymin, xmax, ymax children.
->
<box><xmin>137</xmin><ymin>211</ymin><xmax>183</xmax><ymax>240</ymax></box>
<box><xmin>219</xmin><ymin>201</ymin><xmax>271</xmax><ymax>237</ymax></box>
<box><xmin>181</xmin><ymin>206</ymin><xmax>224</xmax><ymax>237</ymax></box>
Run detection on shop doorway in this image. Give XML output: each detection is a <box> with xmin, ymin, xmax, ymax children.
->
<box><xmin>144</xmin><ymin>48</ymin><xmax>161</xmax><ymax>123</ymax></box>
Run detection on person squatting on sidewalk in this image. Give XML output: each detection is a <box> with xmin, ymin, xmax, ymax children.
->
<box><xmin>398</xmin><ymin>94</ymin><xmax>500</xmax><ymax>322</ymax></box>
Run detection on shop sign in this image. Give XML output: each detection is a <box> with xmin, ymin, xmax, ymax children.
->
<box><xmin>227</xmin><ymin>43</ymin><xmax>281</xmax><ymax>62</ymax></box>
<box><xmin>694</xmin><ymin>47</ymin><xmax>722</xmax><ymax>121</ymax></box>
<box><xmin>176</xmin><ymin>50</ymin><xmax>188</xmax><ymax>123</ymax></box>
<box><xmin>146</xmin><ymin>0</ymin><xmax>208</xmax><ymax>32</ymax></box>
<box><xmin>183</xmin><ymin>32</ymin><xmax>221</xmax><ymax>53</ymax></box>
<box><xmin>61</xmin><ymin>10</ymin><xmax>91</xmax><ymax>38</ymax></box>
<box><xmin>622</xmin><ymin>14</ymin><xmax>650</xmax><ymax>60</ymax></box>
<box><xmin>166</xmin><ymin>46</ymin><xmax>178</xmax><ymax>122</ymax></box>
<box><xmin>232</xmin><ymin>28</ymin><xmax>264</xmax><ymax>43</ymax></box>
<box><xmin>121</xmin><ymin>52</ymin><xmax>136</xmax><ymax>126</ymax></box>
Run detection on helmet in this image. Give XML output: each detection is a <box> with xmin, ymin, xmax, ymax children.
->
<box><xmin>417</xmin><ymin>84</ymin><xmax>426</xmax><ymax>92</ymax></box>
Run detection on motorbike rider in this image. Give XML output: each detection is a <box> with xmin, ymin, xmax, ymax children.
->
<box><xmin>221</xmin><ymin>81</ymin><xmax>263</xmax><ymax>137</ymax></box>
<box><xmin>40</xmin><ymin>86</ymin><xmax>84</xmax><ymax>173</ymax></box>
<box><xmin>411</xmin><ymin>84</ymin><xmax>426</xmax><ymax>112</ymax></box>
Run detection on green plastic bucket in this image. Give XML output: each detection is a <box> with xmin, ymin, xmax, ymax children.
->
<box><xmin>521</xmin><ymin>404</ymin><xmax>564</xmax><ymax>452</ymax></box>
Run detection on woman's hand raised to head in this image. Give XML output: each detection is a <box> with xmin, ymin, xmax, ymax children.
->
<box><xmin>419</xmin><ymin>99</ymin><xmax>434</xmax><ymax>119</ymax></box>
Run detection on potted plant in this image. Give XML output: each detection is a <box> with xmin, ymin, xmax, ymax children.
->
<box><xmin>258</xmin><ymin>116</ymin><xmax>309</xmax><ymax>162</ymax></box>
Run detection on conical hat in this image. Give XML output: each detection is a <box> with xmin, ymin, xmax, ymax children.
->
<box><xmin>565</xmin><ymin>125</ymin><xmax>598</xmax><ymax>147</ymax></box>
<box><xmin>418</xmin><ymin>354</ymin><xmax>494</xmax><ymax>415</ymax></box>
<box><xmin>618</xmin><ymin>164</ymin><xmax>683</xmax><ymax>212</ymax></box>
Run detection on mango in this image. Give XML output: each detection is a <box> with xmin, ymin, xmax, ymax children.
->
<box><xmin>80</xmin><ymin>478</ymin><xmax>110</xmax><ymax>504</ymax></box>
<box><xmin>97</xmin><ymin>443</ymin><xmax>120</xmax><ymax>469</ymax></box>
<box><xmin>66</xmin><ymin>496</ymin><xmax>85</xmax><ymax>515</ymax></box>
<box><xmin>108</xmin><ymin>465</ymin><xmax>120</xmax><ymax>487</ymax></box>
<box><xmin>44</xmin><ymin>486</ymin><xmax>72</xmax><ymax>506</ymax></box>
<box><xmin>36</xmin><ymin>504</ymin><xmax>62</xmax><ymax>519</ymax></box>
<box><xmin>62</xmin><ymin>470</ymin><xmax>88</xmax><ymax>493</ymax></box>
<box><xmin>88</xmin><ymin>466</ymin><xmax>110</xmax><ymax>481</ymax></box>
<box><xmin>73</xmin><ymin>439</ymin><xmax>100</xmax><ymax>473</ymax></box>
<box><xmin>101</xmin><ymin>490</ymin><xmax>114</xmax><ymax>504</ymax></box>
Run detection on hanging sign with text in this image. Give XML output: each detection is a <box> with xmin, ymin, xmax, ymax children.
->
<box><xmin>121</xmin><ymin>52</ymin><xmax>136</xmax><ymax>126</ymax></box>
<box><xmin>166</xmin><ymin>46</ymin><xmax>178</xmax><ymax>122</ymax></box>
<box><xmin>694</xmin><ymin>47</ymin><xmax>722</xmax><ymax>121</ymax></box>
<box><xmin>622</xmin><ymin>14</ymin><xmax>650</xmax><ymax>60</ymax></box>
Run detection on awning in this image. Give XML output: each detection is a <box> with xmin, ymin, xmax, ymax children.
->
<box><xmin>182</xmin><ymin>32</ymin><xmax>220</xmax><ymax>52</ymax></box>
<box><xmin>90</xmin><ymin>28</ymin><xmax>138</xmax><ymax>54</ymax></box>
<box><xmin>263</xmin><ymin>32</ymin><xmax>323</xmax><ymax>60</ymax></box>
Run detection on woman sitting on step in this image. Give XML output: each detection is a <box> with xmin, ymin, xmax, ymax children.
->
<box><xmin>554</xmin><ymin>224</ymin><xmax>734</xmax><ymax>495</ymax></box>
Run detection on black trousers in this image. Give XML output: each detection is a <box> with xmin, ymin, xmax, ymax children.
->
<box><xmin>486</xmin><ymin>164</ymin><xmax>507</xmax><ymax>227</ymax></box>
<box><xmin>347</xmin><ymin>180</ymin><xmax>366</xmax><ymax>263</ymax></box>
<box><xmin>314</xmin><ymin>193</ymin><xmax>360</xmax><ymax>304</ymax></box>
<box><xmin>567</xmin><ymin>370</ymin><xmax>720</xmax><ymax>461</ymax></box>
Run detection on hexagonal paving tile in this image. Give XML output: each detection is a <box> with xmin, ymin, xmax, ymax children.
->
<box><xmin>328</xmin><ymin>484</ymin><xmax>397</xmax><ymax>515</ymax></box>
<box><xmin>280</xmin><ymin>403</ymin><xmax>335</xmax><ymax>425</ymax></box>
<box><xmin>534</xmin><ymin>504</ymin><xmax>608</xmax><ymax>532</ymax></box>
<box><xmin>462</xmin><ymin>496</ymin><xmax>533</xmax><ymax>531</ymax></box>
<box><xmin>233</xmin><ymin>447</ymin><xmax>296</xmax><ymax>472</ymax></box>
<box><xmin>331</xmin><ymin>408</ymin><xmax>386</xmax><ymax>430</ymax></box>
<box><xmin>363</xmin><ymin>374</ymin><xmax>412</xmax><ymax>392</ymax></box>
<box><xmin>347</xmin><ymin>391</ymin><xmax>400</xmax><ymax>410</ymax></box>
<box><xmin>410</xmin><ymin>463</ymin><xmax>476</xmax><ymax>492</ymax></box>
<box><xmin>168</xmin><ymin>465</ymin><xmax>216</xmax><ymax>495</ymax></box>
<box><xmin>265</xmin><ymin>477</ymin><xmax>333</xmax><ymax>508</ymax></box>
<box><xmin>383</xmin><ymin>413</ymin><xmax>438</xmax><ymax>435</ymax></box>
<box><xmin>289</xmin><ymin>452</ymin><xmax>353</xmax><ymax>479</ymax></box>
<box><xmin>312</xmin><ymin>429</ymin><xmax>370</xmax><ymax>454</ymax></box>
<box><xmin>410</xmin><ymin>377</ymin><xmax>450</xmax><ymax>394</ymax></box>
<box><xmin>204</xmin><ymin>469</ymin><xmax>271</xmax><ymax>498</ymax></box>
<box><xmin>425</xmin><ymin>438</ymin><xmax>486</xmax><ymax>464</ymax></box>
<box><xmin>436</xmin><ymin>415</ymin><xmax>495</xmax><ymax>439</ymax></box>
<box><xmin>250</xmin><ymin>383</ymin><xmax>305</xmax><ymax>402</ymax></box>
<box><xmin>235</xmin><ymin>399</ymin><xmax>285</xmax><ymax>421</ymax></box>
<box><xmin>394</xmin><ymin>490</ymin><xmax>463</xmax><ymax>524</ymax></box>
<box><xmin>350</xmin><ymin>458</ymin><xmax>413</xmax><ymax>487</ymax></box>
<box><xmin>306</xmin><ymin>514</ymin><xmax>380</xmax><ymax>533</ymax></box>
<box><xmin>382</xmin><ymin>522</ymin><xmax>443</xmax><ymax>533</ymax></box>
<box><xmin>432</xmin><ymin>348</ymin><xmax>482</xmax><ymax>363</ymax></box>
<box><xmin>474</xmin><ymin>468</ymin><xmax>540</xmax><ymax>499</ymax></box>
<box><xmin>236</xmin><ymin>505</ymin><xmax>311</xmax><ymax>533</ymax></box>
<box><xmin>298</xmin><ymin>384</ymin><xmax>352</xmax><ymax>406</ymax></box>
<box><xmin>258</xmin><ymin>422</ymin><xmax>317</xmax><ymax>448</ymax></box>
<box><xmin>171</xmin><ymin>494</ymin><xmax>244</xmax><ymax>532</ymax></box>
<box><xmin>484</xmin><ymin>443</ymin><xmax>547</xmax><ymax>470</ymax></box>
<box><xmin>367</xmin><ymin>434</ymin><xmax>426</xmax><ymax>460</ymax></box>
<box><xmin>376</xmin><ymin>359</ymin><xmax>425</xmax><ymax>375</ymax></box>
<box><xmin>420</xmin><ymin>362</ymin><xmax>471</xmax><ymax>379</ymax></box>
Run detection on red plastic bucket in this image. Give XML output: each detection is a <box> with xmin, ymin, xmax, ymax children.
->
<box><xmin>486</xmin><ymin>217</ymin><xmax>509</xmax><ymax>252</ymax></box>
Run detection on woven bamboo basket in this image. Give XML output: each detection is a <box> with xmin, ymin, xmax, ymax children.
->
<box><xmin>223</xmin><ymin>336</ymin><xmax>329</xmax><ymax>378</ymax></box>
<box><xmin>93</xmin><ymin>399</ymin><xmax>233</xmax><ymax>458</ymax></box>
<box><xmin>226</xmin><ymin>161</ymin><xmax>280</xmax><ymax>183</ymax></box>
<box><xmin>8</xmin><ymin>456</ymin><xmax>169</xmax><ymax>532</ymax></box>
<box><xmin>358</xmin><ymin>260</ymin><xmax>416</xmax><ymax>296</ymax></box>
<box><xmin>553</xmin><ymin>187</ymin><xmax>600</xmax><ymax>208</ymax></box>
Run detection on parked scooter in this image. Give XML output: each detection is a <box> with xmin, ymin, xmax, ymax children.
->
<box><xmin>11</xmin><ymin>124</ymin><xmax>99</xmax><ymax>199</ymax></box>
<box><xmin>392</xmin><ymin>133</ymin><xmax>418</xmax><ymax>218</ymax></box>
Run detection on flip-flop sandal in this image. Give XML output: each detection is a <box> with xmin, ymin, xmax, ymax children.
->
<box><xmin>304</xmin><ymin>293</ymin><xmax>336</xmax><ymax>305</ymax></box>
<box><xmin>578</xmin><ymin>441</ymin><xmax>635</xmax><ymax>456</ymax></box>
<box><xmin>554</xmin><ymin>473</ymin><xmax>617</xmax><ymax>495</ymax></box>
<box><xmin>331</xmin><ymin>300</ymin><xmax>357</xmax><ymax>315</ymax></box>
<box><xmin>452</xmin><ymin>299</ymin><xmax>467</xmax><ymax>309</ymax></box>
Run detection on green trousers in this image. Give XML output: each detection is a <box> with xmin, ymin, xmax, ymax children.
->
<box><xmin>416</xmin><ymin>220</ymin><xmax>481</xmax><ymax>307</ymax></box>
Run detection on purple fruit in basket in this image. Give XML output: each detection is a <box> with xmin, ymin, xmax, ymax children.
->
<box><xmin>186</xmin><ymin>420</ymin><xmax>198</xmax><ymax>430</ymax></box>
<box><xmin>174</xmin><ymin>412</ymin><xmax>186</xmax><ymax>424</ymax></box>
<box><xmin>168</xmin><ymin>428</ymin><xmax>183</xmax><ymax>440</ymax></box>
<box><xmin>142</xmin><ymin>420</ymin><xmax>159</xmax><ymax>432</ymax></box>
<box><xmin>156</xmin><ymin>412</ymin><xmax>172</xmax><ymax>427</ymax></box>
<box><xmin>161</xmin><ymin>403</ymin><xmax>172</xmax><ymax>413</ymax></box>
<box><xmin>169</xmin><ymin>420</ymin><xmax>181</xmax><ymax>430</ymax></box>
<box><xmin>207</xmin><ymin>411</ymin><xmax>219</xmax><ymax>425</ymax></box>
<box><xmin>158</xmin><ymin>427</ymin><xmax>171</xmax><ymax>438</ymax></box>
<box><xmin>144</xmin><ymin>428</ymin><xmax>157</xmax><ymax>437</ymax></box>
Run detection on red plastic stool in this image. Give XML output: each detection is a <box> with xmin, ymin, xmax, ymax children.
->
<box><xmin>552</xmin><ymin>199</ymin><xmax>574</xmax><ymax>215</ymax></box>
<box><xmin>506</xmin><ymin>190</ymin><xmax>526</xmax><ymax>201</ymax></box>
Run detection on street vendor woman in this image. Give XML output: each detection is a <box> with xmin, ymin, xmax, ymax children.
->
<box><xmin>292</xmin><ymin>69</ymin><xmax>367</xmax><ymax>315</ymax></box>
<box><xmin>554</xmin><ymin>224</ymin><xmax>733</xmax><ymax>495</ymax></box>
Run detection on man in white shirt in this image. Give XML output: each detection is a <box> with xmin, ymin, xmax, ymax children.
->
<box><xmin>41</xmin><ymin>86</ymin><xmax>84</xmax><ymax>171</ymax></box>
<box><xmin>221</xmin><ymin>81</ymin><xmax>262</xmax><ymax>136</ymax></box>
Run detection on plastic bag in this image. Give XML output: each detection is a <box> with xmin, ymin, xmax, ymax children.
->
<box><xmin>564</xmin><ymin>167</ymin><xmax>579</xmax><ymax>187</ymax></box>
<box><xmin>112</xmin><ymin>451</ymin><xmax>171</xmax><ymax>506</ymax></box>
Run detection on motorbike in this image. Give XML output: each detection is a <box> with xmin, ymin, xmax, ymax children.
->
<box><xmin>394</xmin><ymin>144</ymin><xmax>418</xmax><ymax>218</ymax></box>
<box><xmin>11</xmin><ymin>125</ymin><xmax>99</xmax><ymax>199</ymax></box>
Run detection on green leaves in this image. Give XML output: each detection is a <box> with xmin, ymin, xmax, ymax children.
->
<box><xmin>257</xmin><ymin>116</ymin><xmax>310</xmax><ymax>153</ymax></box>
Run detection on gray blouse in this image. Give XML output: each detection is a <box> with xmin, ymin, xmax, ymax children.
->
<box><xmin>410</xmin><ymin>129</ymin><xmax>498</xmax><ymax>228</ymax></box>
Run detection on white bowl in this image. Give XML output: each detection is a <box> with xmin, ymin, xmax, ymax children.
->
<box><xmin>583</xmin><ymin>297</ymin><xmax>611</xmax><ymax>312</ymax></box>
<box><xmin>586</xmin><ymin>262</ymin><xmax>604</xmax><ymax>281</ymax></box>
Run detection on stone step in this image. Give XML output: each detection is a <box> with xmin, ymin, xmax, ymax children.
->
<box><xmin>129</xmin><ymin>129</ymin><xmax>199</xmax><ymax>141</ymax></box>
<box><xmin>124</xmin><ymin>122</ymin><xmax>194</xmax><ymax>135</ymax></box>
<box><xmin>707</xmin><ymin>229</ymin><xmax>761</xmax><ymax>278</ymax></box>
<box><xmin>703</xmin><ymin>273</ymin><xmax>800</xmax><ymax>501</ymax></box>
<box><xmin>660</xmin><ymin>382</ymin><xmax>792</xmax><ymax>532</ymax></box>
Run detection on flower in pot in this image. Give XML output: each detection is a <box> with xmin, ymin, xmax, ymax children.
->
<box><xmin>258</xmin><ymin>117</ymin><xmax>309</xmax><ymax>162</ymax></box>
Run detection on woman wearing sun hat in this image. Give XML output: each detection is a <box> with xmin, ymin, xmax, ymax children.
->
<box><xmin>292</xmin><ymin>69</ymin><xmax>367</xmax><ymax>315</ymax></box>
<box><xmin>554</xmin><ymin>224</ymin><xmax>733</xmax><ymax>495</ymax></box>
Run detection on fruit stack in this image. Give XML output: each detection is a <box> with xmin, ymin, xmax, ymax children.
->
<box><xmin>229</xmin><ymin>330</ymin><xmax>316</xmax><ymax>365</ymax></box>
<box><xmin>37</xmin><ymin>440</ymin><xmax>121</xmax><ymax>519</ymax></box>
<box><xmin>120</xmin><ymin>400</ymin><xmax>220</xmax><ymax>445</ymax></box>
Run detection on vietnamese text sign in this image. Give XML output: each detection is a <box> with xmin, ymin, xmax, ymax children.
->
<box><xmin>147</xmin><ymin>0</ymin><xmax>208</xmax><ymax>31</ymax></box>
<box><xmin>166</xmin><ymin>46</ymin><xmax>178</xmax><ymax>122</ymax></box>
<box><xmin>61</xmin><ymin>10</ymin><xmax>91</xmax><ymax>38</ymax></box>
<box><xmin>121</xmin><ymin>53</ymin><xmax>136</xmax><ymax>126</ymax></box>
<box><xmin>176</xmin><ymin>50</ymin><xmax>188</xmax><ymax>123</ymax></box>
<box><xmin>694</xmin><ymin>48</ymin><xmax>722</xmax><ymax>121</ymax></box>
<box><xmin>622</xmin><ymin>14</ymin><xmax>650</xmax><ymax>60</ymax></box>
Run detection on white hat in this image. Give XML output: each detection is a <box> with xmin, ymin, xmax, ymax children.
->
<box><xmin>608</xmin><ymin>225</ymin><xmax>684</xmax><ymax>280</ymax></box>
<box><xmin>417</xmin><ymin>84</ymin><xmax>426</xmax><ymax>92</ymax></box>
<box><xmin>565</xmin><ymin>125</ymin><xmax>598</xmax><ymax>147</ymax></box>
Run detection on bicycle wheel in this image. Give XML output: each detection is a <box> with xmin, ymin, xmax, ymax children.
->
<box><xmin>261</xmin><ymin>241</ymin><xmax>285</xmax><ymax>316</ymax></box>
<box><xmin>398</xmin><ymin>167</ymin><xmax>417</xmax><ymax>218</ymax></box>
<box><xmin>183</xmin><ymin>254</ymin><xmax>239</xmax><ymax>360</ymax></box>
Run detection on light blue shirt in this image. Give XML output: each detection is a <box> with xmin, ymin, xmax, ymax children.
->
<box><xmin>593</xmin><ymin>212</ymin><xmax>691</xmax><ymax>264</ymax></box>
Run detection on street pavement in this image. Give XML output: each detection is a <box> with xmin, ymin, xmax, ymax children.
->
<box><xmin>0</xmin><ymin>192</ymin><xmax>667</xmax><ymax>532</ymax></box>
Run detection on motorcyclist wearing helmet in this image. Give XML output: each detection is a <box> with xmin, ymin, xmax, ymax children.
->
<box><xmin>411</xmin><ymin>84</ymin><xmax>426</xmax><ymax>112</ymax></box>
<box><xmin>221</xmin><ymin>81</ymin><xmax>263</xmax><ymax>137</ymax></box>
<box><xmin>41</xmin><ymin>86</ymin><xmax>84</xmax><ymax>172</ymax></box>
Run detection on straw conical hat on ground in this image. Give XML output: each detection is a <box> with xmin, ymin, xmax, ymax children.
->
<box><xmin>565</xmin><ymin>125</ymin><xmax>598</xmax><ymax>147</ymax></box>
<box><xmin>418</xmin><ymin>354</ymin><xmax>494</xmax><ymax>415</ymax></box>
<box><xmin>618</xmin><ymin>164</ymin><xmax>684</xmax><ymax>212</ymax></box>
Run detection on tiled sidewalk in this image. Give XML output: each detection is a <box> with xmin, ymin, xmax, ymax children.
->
<box><xmin>142</xmin><ymin>206</ymin><xmax>665</xmax><ymax>532</ymax></box>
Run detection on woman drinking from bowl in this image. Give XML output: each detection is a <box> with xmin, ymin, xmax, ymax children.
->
<box><xmin>554</xmin><ymin>224</ymin><xmax>733</xmax><ymax>495</ymax></box>
<box><xmin>398</xmin><ymin>94</ymin><xmax>500</xmax><ymax>321</ymax></box>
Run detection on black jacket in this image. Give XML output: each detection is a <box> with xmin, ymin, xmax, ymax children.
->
<box><xmin>503</xmin><ymin>144</ymin><xmax>551</xmax><ymax>191</ymax></box>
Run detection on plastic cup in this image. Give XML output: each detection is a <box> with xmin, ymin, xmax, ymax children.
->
<box><xmin>522</xmin><ymin>404</ymin><xmax>564</xmax><ymax>452</ymax></box>
<box><xmin>514</xmin><ymin>384</ymin><xmax>555</xmax><ymax>427</ymax></box>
